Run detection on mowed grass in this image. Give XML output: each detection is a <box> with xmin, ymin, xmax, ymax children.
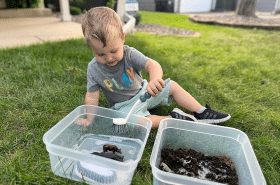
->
<box><xmin>1</xmin><ymin>11</ymin><xmax>280</xmax><ymax>184</ymax></box>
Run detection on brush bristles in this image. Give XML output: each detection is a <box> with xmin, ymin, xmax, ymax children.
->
<box><xmin>112</xmin><ymin>124</ymin><xmax>128</xmax><ymax>134</ymax></box>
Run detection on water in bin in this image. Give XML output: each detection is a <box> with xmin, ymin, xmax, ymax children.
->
<box><xmin>43</xmin><ymin>105</ymin><xmax>152</xmax><ymax>184</ymax></box>
<box><xmin>51</xmin><ymin>114</ymin><xmax>145</xmax><ymax>162</ymax></box>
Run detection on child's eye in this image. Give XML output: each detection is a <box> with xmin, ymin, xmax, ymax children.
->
<box><xmin>111</xmin><ymin>50</ymin><xmax>117</xmax><ymax>53</ymax></box>
<box><xmin>97</xmin><ymin>54</ymin><xmax>104</xmax><ymax>56</ymax></box>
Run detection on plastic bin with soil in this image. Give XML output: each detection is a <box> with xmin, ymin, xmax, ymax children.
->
<box><xmin>159</xmin><ymin>148</ymin><xmax>239</xmax><ymax>185</ymax></box>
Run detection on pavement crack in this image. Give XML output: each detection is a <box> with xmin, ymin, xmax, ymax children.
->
<box><xmin>34</xmin><ymin>36</ymin><xmax>45</xmax><ymax>42</ymax></box>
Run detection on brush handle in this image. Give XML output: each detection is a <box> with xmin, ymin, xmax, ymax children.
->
<box><xmin>123</xmin><ymin>92</ymin><xmax>151</xmax><ymax>122</ymax></box>
<box><xmin>124</xmin><ymin>99</ymin><xmax>141</xmax><ymax>121</ymax></box>
<box><xmin>140</xmin><ymin>92</ymin><xmax>152</xmax><ymax>102</ymax></box>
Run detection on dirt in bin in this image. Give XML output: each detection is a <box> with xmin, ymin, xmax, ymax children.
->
<box><xmin>160</xmin><ymin>148</ymin><xmax>239</xmax><ymax>185</ymax></box>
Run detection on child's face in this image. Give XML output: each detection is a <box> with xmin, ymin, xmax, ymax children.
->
<box><xmin>89</xmin><ymin>26</ymin><xmax>125</xmax><ymax>68</ymax></box>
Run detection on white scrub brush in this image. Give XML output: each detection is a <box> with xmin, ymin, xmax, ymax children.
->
<box><xmin>112</xmin><ymin>92</ymin><xmax>151</xmax><ymax>134</ymax></box>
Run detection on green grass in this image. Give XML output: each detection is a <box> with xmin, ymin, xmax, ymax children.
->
<box><xmin>1</xmin><ymin>11</ymin><xmax>279</xmax><ymax>184</ymax></box>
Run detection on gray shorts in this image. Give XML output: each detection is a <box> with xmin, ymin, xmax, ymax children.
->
<box><xmin>111</xmin><ymin>78</ymin><xmax>173</xmax><ymax>117</ymax></box>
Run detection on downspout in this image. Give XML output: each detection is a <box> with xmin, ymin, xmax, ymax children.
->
<box><xmin>174</xmin><ymin>0</ymin><xmax>181</xmax><ymax>13</ymax></box>
<box><xmin>273</xmin><ymin>0</ymin><xmax>280</xmax><ymax>14</ymax></box>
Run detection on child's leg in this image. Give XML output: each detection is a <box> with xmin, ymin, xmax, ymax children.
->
<box><xmin>147</xmin><ymin>115</ymin><xmax>169</xmax><ymax>128</ymax></box>
<box><xmin>169</xmin><ymin>81</ymin><xmax>203</xmax><ymax>112</ymax></box>
<box><xmin>168</xmin><ymin>81</ymin><xmax>231</xmax><ymax>124</ymax></box>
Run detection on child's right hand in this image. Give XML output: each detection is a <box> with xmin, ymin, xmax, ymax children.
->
<box><xmin>146</xmin><ymin>77</ymin><xmax>165</xmax><ymax>97</ymax></box>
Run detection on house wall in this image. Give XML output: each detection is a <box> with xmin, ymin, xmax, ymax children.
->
<box><xmin>137</xmin><ymin>0</ymin><xmax>278</xmax><ymax>13</ymax></box>
<box><xmin>276</xmin><ymin>0</ymin><xmax>280</xmax><ymax>11</ymax></box>
<box><xmin>257</xmin><ymin>0</ymin><xmax>276</xmax><ymax>12</ymax></box>
<box><xmin>214</xmin><ymin>0</ymin><xmax>238</xmax><ymax>11</ymax></box>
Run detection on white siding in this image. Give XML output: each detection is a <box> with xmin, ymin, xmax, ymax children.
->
<box><xmin>179</xmin><ymin>0</ymin><xmax>212</xmax><ymax>13</ymax></box>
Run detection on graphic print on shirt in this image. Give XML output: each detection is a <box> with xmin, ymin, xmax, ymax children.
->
<box><xmin>104</xmin><ymin>79</ymin><xmax>113</xmax><ymax>92</ymax></box>
<box><xmin>112</xmin><ymin>78</ymin><xmax>124</xmax><ymax>90</ymax></box>
<box><xmin>103</xmin><ymin>67</ymin><xmax>136</xmax><ymax>92</ymax></box>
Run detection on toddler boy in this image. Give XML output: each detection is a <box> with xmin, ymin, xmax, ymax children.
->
<box><xmin>78</xmin><ymin>7</ymin><xmax>231</xmax><ymax>128</ymax></box>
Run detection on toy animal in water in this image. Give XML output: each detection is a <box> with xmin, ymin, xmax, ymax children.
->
<box><xmin>91</xmin><ymin>152</ymin><xmax>124</xmax><ymax>162</ymax></box>
<box><xmin>103</xmin><ymin>144</ymin><xmax>122</xmax><ymax>154</ymax></box>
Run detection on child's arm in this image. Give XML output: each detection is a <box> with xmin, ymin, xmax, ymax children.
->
<box><xmin>85</xmin><ymin>90</ymin><xmax>100</xmax><ymax>106</ymax></box>
<box><xmin>76</xmin><ymin>90</ymin><xmax>100</xmax><ymax>126</ymax></box>
<box><xmin>145</xmin><ymin>59</ymin><xmax>165</xmax><ymax>97</ymax></box>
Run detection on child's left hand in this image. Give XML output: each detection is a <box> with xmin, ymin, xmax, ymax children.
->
<box><xmin>75</xmin><ymin>118</ymin><xmax>92</xmax><ymax>127</ymax></box>
<box><xmin>147</xmin><ymin>78</ymin><xmax>165</xmax><ymax>97</ymax></box>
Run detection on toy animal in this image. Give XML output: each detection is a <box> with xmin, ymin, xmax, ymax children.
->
<box><xmin>91</xmin><ymin>152</ymin><xmax>124</xmax><ymax>162</ymax></box>
<box><xmin>103</xmin><ymin>144</ymin><xmax>122</xmax><ymax>154</ymax></box>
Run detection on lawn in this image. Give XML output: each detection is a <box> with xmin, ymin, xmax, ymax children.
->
<box><xmin>1</xmin><ymin>11</ymin><xmax>279</xmax><ymax>184</ymax></box>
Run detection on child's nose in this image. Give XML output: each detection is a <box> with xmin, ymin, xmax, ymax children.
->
<box><xmin>106</xmin><ymin>54</ymin><xmax>113</xmax><ymax>62</ymax></box>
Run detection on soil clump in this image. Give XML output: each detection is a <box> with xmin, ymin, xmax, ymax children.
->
<box><xmin>160</xmin><ymin>148</ymin><xmax>238</xmax><ymax>185</ymax></box>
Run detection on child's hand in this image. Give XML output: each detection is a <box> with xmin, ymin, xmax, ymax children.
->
<box><xmin>147</xmin><ymin>78</ymin><xmax>165</xmax><ymax>97</ymax></box>
<box><xmin>75</xmin><ymin>113</ymin><xmax>95</xmax><ymax>127</ymax></box>
<box><xmin>75</xmin><ymin>118</ymin><xmax>91</xmax><ymax>127</ymax></box>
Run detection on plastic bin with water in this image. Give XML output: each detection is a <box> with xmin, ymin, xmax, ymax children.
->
<box><xmin>43</xmin><ymin>105</ymin><xmax>152</xmax><ymax>185</ymax></box>
<box><xmin>150</xmin><ymin>118</ymin><xmax>266</xmax><ymax>185</ymax></box>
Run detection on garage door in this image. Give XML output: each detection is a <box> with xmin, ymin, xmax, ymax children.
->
<box><xmin>138</xmin><ymin>0</ymin><xmax>156</xmax><ymax>11</ymax></box>
<box><xmin>256</xmin><ymin>0</ymin><xmax>276</xmax><ymax>12</ymax></box>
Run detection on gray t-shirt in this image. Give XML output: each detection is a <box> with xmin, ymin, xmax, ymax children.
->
<box><xmin>87</xmin><ymin>45</ymin><xmax>150</xmax><ymax>107</ymax></box>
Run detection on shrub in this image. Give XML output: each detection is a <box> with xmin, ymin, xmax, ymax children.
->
<box><xmin>44</xmin><ymin>0</ymin><xmax>60</xmax><ymax>11</ymax></box>
<box><xmin>6</xmin><ymin>0</ymin><xmax>40</xmax><ymax>9</ymax></box>
<box><xmin>135</xmin><ymin>13</ymin><xmax>142</xmax><ymax>25</ymax></box>
<box><xmin>44</xmin><ymin>0</ymin><xmax>85</xmax><ymax>12</ymax></box>
<box><xmin>70</xmin><ymin>6</ymin><xmax>82</xmax><ymax>15</ymax></box>
<box><xmin>106</xmin><ymin>0</ymin><xmax>115</xmax><ymax>9</ymax></box>
<box><xmin>69</xmin><ymin>0</ymin><xmax>86</xmax><ymax>12</ymax></box>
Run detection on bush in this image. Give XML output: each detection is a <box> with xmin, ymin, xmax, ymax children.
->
<box><xmin>135</xmin><ymin>13</ymin><xmax>142</xmax><ymax>25</ymax></box>
<box><xmin>70</xmin><ymin>6</ymin><xmax>82</xmax><ymax>15</ymax></box>
<box><xmin>44</xmin><ymin>0</ymin><xmax>60</xmax><ymax>11</ymax></box>
<box><xmin>6</xmin><ymin>0</ymin><xmax>40</xmax><ymax>9</ymax></box>
<box><xmin>70</xmin><ymin>0</ymin><xmax>86</xmax><ymax>12</ymax></box>
<box><xmin>44</xmin><ymin>0</ymin><xmax>85</xmax><ymax>12</ymax></box>
<box><xmin>106</xmin><ymin>0</ymin><xmax>115</xmax><ymax>9</ymax></box>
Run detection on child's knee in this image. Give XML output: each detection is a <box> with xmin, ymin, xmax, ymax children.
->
<box><xmin>169</xmin><ymin>81</ymin><xmax>180</xmax><ymax>95</ymax></box>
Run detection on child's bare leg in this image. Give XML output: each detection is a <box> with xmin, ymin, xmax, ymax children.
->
<box><xmin>144</xmin><ymin>82</ymin><xmax>202</xmax><ymax>128</ymax></box>
<box><xmin>147</xmin><ymin>115</ymin><xmax>169</xmax><ymax>128</ymax></box>
<box><xmin>169</xmin><ymin>81</ymin><xmax>203</xmax><ymax>112</ymax></box>
<box><xmin>168</xmin><ymin>81</ymin><xmax>231</xmax><ymax>124</ymax></box>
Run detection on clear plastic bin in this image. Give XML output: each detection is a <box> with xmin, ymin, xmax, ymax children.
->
<box><xmin>43</xmin><ymin>105</ymin><xmax>152</xmax><ymax>185</ymax></box>
<box><xmin>150</xmin><ymin>118</ymin><xmax>266</xmax><ymax>185</ymax></box>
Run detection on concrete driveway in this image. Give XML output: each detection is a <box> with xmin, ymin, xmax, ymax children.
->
<box><xmin>0</xmin><ymin>17</ymin><xmax>84</xmax><ymax>49</ymax></box>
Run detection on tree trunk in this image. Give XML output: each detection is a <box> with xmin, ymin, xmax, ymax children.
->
<box><xmin>235</xmin><ymin>0</ymin><xmax>258</xmax><ymax>17</ymax></box>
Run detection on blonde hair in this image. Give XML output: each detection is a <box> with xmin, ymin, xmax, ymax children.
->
<box><xmin>82</xmin><ymin>7</ymin><xmax>123</xmax><ymax>48</ymax></box>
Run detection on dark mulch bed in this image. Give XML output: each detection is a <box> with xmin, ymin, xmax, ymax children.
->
<box><xmin>135</xmin><ymin>23</ymin><xmax>201</xmax><ymax>37</ymax></box>
<box><xmin>67</xmin><ymin>13</ymin><xmax>200</xmax><ymax>37</ymax></box>
<box><xmin>56</xmin><ymin>12</ymin><xmax>280</xmax><ymax>37</ymax></box>
<box><xmin>189</xmin><ymin>14</ymin><xmax>280</xmax><ymax>30</ymax></box>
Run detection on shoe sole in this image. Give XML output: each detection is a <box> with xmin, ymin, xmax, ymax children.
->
<box><xmin>197</xmin><ymin>115</ymin><xmax>231</xmax><ymax>124</ymax></box>
<box><xmin>172</xmin><ymin>108</ymin><xmax>198</xmax><ymax>122</ymax></box>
